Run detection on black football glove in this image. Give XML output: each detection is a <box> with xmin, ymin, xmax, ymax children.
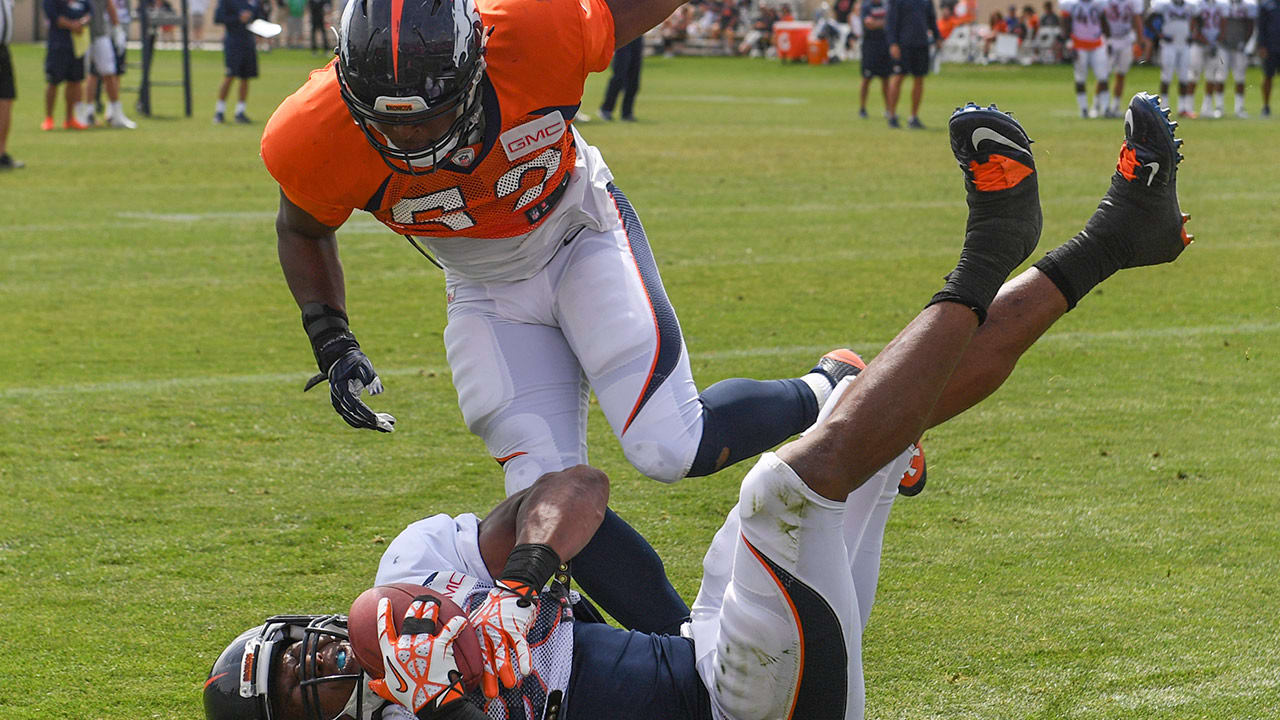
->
<box><xmin>301</xmin><ymin>303</ymin><xmax>396</xmax><ymax>433</ymax></box>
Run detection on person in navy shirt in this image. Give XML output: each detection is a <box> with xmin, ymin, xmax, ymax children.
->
<box><xmin>42</xmin><ymin>0</ymin><xmax>92</xmax><ymax>130</ymax></box>
<box><xmin>1261</xmin><ymin>0</ymin><xmax>1280</xmax><ymax>115</ymax></box>
<box><xmin>885</xmin><ymin>0</ymin><xmax>942</xmax><ymax>128</ymax></box>
<box><xmin>860</xmin><ymin>0</ymin><xmax>893</xmax><ymax>119</ymax></box>
<box><xmin>213</xmin><ymin>0</ymin><xmax>260</xmax><ymax>123</ymax></box>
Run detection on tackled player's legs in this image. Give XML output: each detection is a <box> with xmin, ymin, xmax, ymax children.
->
<box><xmin>695</xmin><ymin>94</ymin><xmax>1193</xmax><ymax>719</ymax></box>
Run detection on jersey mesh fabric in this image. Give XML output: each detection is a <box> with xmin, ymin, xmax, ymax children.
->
<box><xmin>422</xmin><ymin>571</ymin><xmax>576</xmax><ymax>720</ymax></box>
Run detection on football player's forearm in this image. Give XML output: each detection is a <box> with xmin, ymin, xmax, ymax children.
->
<box><xmin>924</xmin><ymin>268</ymin><xmax>1068</xmax><ymax>429</ymax></box>
<box><xmin>278</xmin><ymin>227</ymin><xmax>347</xmax><ymax>310</ymax></box>
<box><xmin>513</xmin><ymin>465</ymin><xmax>609</xmax><ymax>565</ymax></box>
<box><xmin>777</xmin><ymin>302</ymin><xmax>978</xmax><ymax>500</ymax></box>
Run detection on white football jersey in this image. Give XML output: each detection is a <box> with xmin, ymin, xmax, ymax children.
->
<box><xmin>1105</xmin><ymin>0</ymin><xmax>1145</xmax><ymax>37</ymax></box>
<box><xmin>1062</xmin><ymin>0</ymin><xmax>1108</xmax><ymax>42</ymax></box>
<box><xmin>1198</xmin><ymin>0</ymin><xmax>1225</xmax><ymax>42</ymax></box>
<box><xmin>1154</xmin><ymin>0</ymin><xmax>1199</xmax><ymax>42</ymax></box>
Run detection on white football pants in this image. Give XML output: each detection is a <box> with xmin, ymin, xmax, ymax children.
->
<box><xmin>443</xmin><ymin>187</ymin><xmax>705</xmax><ymax>495</ymax></box>
<box><xmin>1074</xmin><ymin>45</ymin><xmax>1110</xmax><ymax>83</ymax></box>
<box><xmin>1161</xmin><ymin>41</ymin><xmax>1192</xmax><ymax>83</ymax></box>
<box><xmin>1108</xmin><ymin>38</ymin><xmax>1135</xmax><ymax>76</ymax></box>
<box><xmin>689</xmin><ymin>379</ymin><xmax>913</xmax><ymax>720</ymax></box>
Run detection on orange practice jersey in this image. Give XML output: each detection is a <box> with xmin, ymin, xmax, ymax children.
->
<box><xmin>261</xmin><ymin>0</ymin><xmax>615</xmax><ymax>239</ymax></box>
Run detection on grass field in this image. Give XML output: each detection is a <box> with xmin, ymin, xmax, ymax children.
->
<box><xmin>2</xmin><ymin>43</ymin><xmax>1278</xmax><ymax>718</ymax></box>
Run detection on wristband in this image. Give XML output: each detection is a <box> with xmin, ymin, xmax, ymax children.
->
<box><xmin>498</xmin><ymin>543</ymin><xmax>561</xmax><ymax>598</ymax></box>
<box><xmin>301</xmin><ymin>302</ymin><xmax>358</xmax><ymax>372</ymax></box>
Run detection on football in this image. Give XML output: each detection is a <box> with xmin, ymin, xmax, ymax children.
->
<box><xmin>347</xmin><ymin>583</ymin><xmax>484</xmax><ymax>690</ymax></box>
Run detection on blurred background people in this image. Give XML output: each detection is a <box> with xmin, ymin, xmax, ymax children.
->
<box><xmin>42</xmin><ymin>0</ymin><xmax>90</xmax><ymax>130</ymax></box>
<box><xmin>1215</xmin><ymin>0</ymin><xmax>1255</xmax><ymax>117</ymax></box>
<box><xmin>282</xmin><ymin>0</ymin><xmax>304</xmax><ymax>48</ymax></box>
<box><xmin>1039</xmin><ymin>0</ymin><xmax>1064</xmax><ymax>62</ymax></box>
<box><xmin>1259</xmin><ymin>0</ymin><xmax>1279</xmax><ymax>115</ymax></box>
<box><xmin>860</xmin><ymin>0</ymin><xmax>892</xmax><ymax>118</ymax></box>
<box><xmin>307</xmin><ymin>0</ymin><xmax>328</xmax><ymax>53</ymax></box>
<box><xmin>1062</xmin><ymin>0</ymin><xmax>1110</xmax><ymax>118</ymax></box>
<box><xmin>1191</xmin><ymin>0</ymin><xmax>1225</xmax><ymax>117</ymax></box>
<box><xmin>1103</xmin><ymin>0</ymin><xmax>1145</xmax><ymax>118</ymax></box>
<box><xmin>886</xmin><ymin>0</ymin><xmax>942</xmax><ymax>128</ymax></box>
<box><xmin>80</xmin><ymin>0</ymin><xmax>135</xmax><ymax>127</ymax></box>
<box><xmin>1153</xmin><ymin>0</ymin><xmax>1198</xmax><ymax>117</ymax></box>
<box><xmin>1020</xmin><ymin>4</ymin><xmax>1040</xmax><ymax>37</ymax></box>
<box><xmin>831</xmin><ymin>0</ymin><xmax>856</xmax><ymax>60</ymax></box>
<box><xmin>189</xmin><ymin>0</ymin><xmax>208</xmax><ymax>45</ymax></box>
<box><xmin>0</xmin><ymin>0</ymin><xmax>22</xmax><ymax>167</ymax></box>
<box><xmin>599</xmin><ymin>35</ymin><xmax>643</xmax><ymax>121</ymax></box>
<box><xmin>738</xmin><ymin>1</ymin><xmax>777</xmax><ymax>57</ymax></box>
<box><xmin>213</xmin><ymin>0</ymin><xmax>259</xmax><ymax>123</ymax></box>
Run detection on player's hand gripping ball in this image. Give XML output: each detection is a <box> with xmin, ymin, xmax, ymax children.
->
<box><xmin>347</xmin><ymin>584</ymin><xmax>483</xmax><ymax>691</ymax></box>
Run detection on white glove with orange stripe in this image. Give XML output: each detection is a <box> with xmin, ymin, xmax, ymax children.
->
<box><xmin>466</xmin><ymin>543</ymin><xmax>563</xmax><ymax>699</ymax></box>
<box><xmin>468</xmin><ymin>579</ymin><xmax>537</xmax><ymax>699</ymax></box>
<box><xmin>368</xmin><ymin>596</ymin><xmax>470</xmax><ymax>719</ymax></box>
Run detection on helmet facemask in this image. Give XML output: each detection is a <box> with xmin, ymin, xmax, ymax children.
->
<box><xmin>336</xmin><ymin>0</ymin><xmax>489</xmax><ymax>175</ymax></box>
<box><xmin>205</xmin><ymin>614</ymin><xmax>368</xmax><ymax>720</ymax></box>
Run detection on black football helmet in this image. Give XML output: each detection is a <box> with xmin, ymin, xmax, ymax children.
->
<box><xmin>336</xmin><ymin>0</ymin><xmax>488</xmax><ymax>175</ymax></box>
<box><xmin>203</xmin><ymin>615</ymin><xmax>371</xmax><ymax>720</ymax></box>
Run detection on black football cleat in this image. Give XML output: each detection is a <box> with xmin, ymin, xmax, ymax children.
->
<box><xmin>948</xmin><ymin>103</ymin><xmax>1044</xmax><ymax>262</ymax></box>
<box><xmin>1077</xmin><ymin>92</ymin><xmax>1193</xmax><ymax>265</ymax></box>
<box><xmin>812</xmin><ymin>348</ymin><xmax>867</xmax><ymax>385</ymax></box>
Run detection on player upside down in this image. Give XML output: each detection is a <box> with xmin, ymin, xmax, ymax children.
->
<box><xmin>210</xmin><ymin>93</ymin><xmax>1193</xmax><ymax>720</ymax></box>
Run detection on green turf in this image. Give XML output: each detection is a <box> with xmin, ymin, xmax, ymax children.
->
<box><xmin>2</xmin><ymin>44</ymin><xmax>1278</xmax><ymax>718</ymax></box>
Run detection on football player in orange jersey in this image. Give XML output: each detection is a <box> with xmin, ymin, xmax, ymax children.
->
<box><xmin>261</xmin><ymin>0</ymin><xmax>874</xmax><ymax>639</ymax></box>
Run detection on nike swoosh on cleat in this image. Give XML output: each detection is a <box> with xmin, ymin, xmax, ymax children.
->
<box><xmin>971</xmin><ymin>126</ymin><xmax>1026</xmax><ymax>154</ymax></box>
<box><xmin>1144</xmin><ymin>161</ymin><xmax>1160</xmax><ymax>187</ymax></box>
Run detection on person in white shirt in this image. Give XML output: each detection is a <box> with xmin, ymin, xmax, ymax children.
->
<box><xmin>1152</xmin><ymin>0</ymin><xmax>1200</xmax><ymax>116</ymax></box>
<box><xmin>1062</xmin><ymin>0</ymin><xmax>1112</xmax><ymax>117</ymax></box>
<box><xmin>1217</xmin><ymin>0</ymin><xmax>1258</xmax><ymax>116</ymax></box>
<box><xmin>1103</xmin><ymin>0</ymin><xmax>1148</xmax><ymax>117</ymax></box>
<box><xmin>79</xmin><ymin>0</ymin><xmax>136</xmax><ymax>128</ymax></box>
<box><xmin>1192</xmin><ymin>0</ymin><xmax>1227</xmax><ymax>116</ymax></box>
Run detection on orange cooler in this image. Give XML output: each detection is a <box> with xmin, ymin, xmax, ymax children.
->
<box><xmin>807</xmin><ymin>37</ymin><xmax>829</xmax><ymax>64</ymax></box>
<box><xmin>773</xmin><ymin>21</ymin><xmax>813</xmax><ymax>61</ymax></box>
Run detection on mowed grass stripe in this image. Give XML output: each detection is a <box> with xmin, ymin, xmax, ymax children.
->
<box><xmin>4</xmin><ymin>321</ymin><xmax>1276</xmax><ymax>399</ymax></box>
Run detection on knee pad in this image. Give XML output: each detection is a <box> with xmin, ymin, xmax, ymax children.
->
<box><xmin>619</xmin><ymin>429</ymin><xmax>696</xmax><ymax>483</ymax></box>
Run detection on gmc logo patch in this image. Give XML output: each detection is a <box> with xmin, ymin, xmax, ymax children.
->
<box><xmin>500</xmin><ymin>112</ymin><xmax>566</xmax><ymax>161</ymax></box>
